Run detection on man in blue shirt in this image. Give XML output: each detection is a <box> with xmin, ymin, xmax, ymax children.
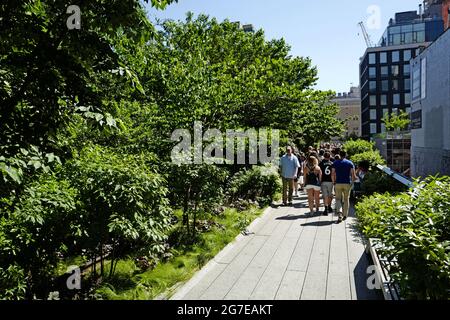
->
<box><xmin>332</xmin><ymin>150</ymin><xmax>357</xmax><ymax>223</ymax></box>
<box><xmin>279</xmin><ymin>146</ymin><xmax>300</xmax><ymax>206</ymax></box>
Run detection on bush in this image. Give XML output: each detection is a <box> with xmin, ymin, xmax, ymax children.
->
<box><xmin>343</xmin><ymin>139</ymin><xmax>375</xmax><ymax>158</ymax></box>
<box><xmin>356</xmin><ymin>176</ymin><xmax>450</xmax><ymax>299</ymax></box>
<box><xmin>360</xmin><ymin>171</ymin><xmax>408</xmax><ymax>196</ymax></box>
<box><xmin>350</xmin><ymin>150</ymin><xmax>385</xmax><ymax>168</ymax></box>
<box><xmin>66</xmin><ymin>145</ymin><xmax>173</xmax><ymax>269</ymax></box>
<box><xmin>0</xmin><ymin>175</ymin><xmax>80</xmax><ymax>299</ymax></box>
<box><xmin>228</xmin><ymin>164</ymin><xmax>281</xmax><ymax>206</ymax></box>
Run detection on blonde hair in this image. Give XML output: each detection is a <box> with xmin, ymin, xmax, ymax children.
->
<box><xmin>308</xmin><ymin>156</ymin><xmax>318</xmax><ymax>167</ymax></box>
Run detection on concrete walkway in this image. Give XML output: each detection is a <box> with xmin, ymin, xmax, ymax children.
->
<box><xmin>171</xmin><ymin>193</ymin><xmax>382</xmax><ymax>300</ymax></box>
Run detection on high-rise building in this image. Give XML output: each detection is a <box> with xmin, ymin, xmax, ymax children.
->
<box><xmin>359</xmin><ymin>5</ymin><xmax>446</xmax><ymax>140</ymax></box>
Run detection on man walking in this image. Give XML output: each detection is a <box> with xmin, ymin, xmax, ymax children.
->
<box><xmin>332</xmin><ymin>150</ymin><xmax>357</xmax><ymax>223</ymax></box>
<box><xmin>319</xmin><ymin>151</ymin><xmax>334</xmax><ymax>215</ymax></box>
<box><xmin>279</xmin><ymin>146</ymin><xmax>300</xmax><ymax>206</ymax></box>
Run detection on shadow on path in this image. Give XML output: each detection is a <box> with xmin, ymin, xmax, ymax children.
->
<box><xmin>301</xmin><ymin>220</ymin><xmax>335</xmax><ymax>227</ymax></box>
<box><xmin>276</xmin><ymin>214</ymin><xmax>309</xmax><ymax>221</ymax></box>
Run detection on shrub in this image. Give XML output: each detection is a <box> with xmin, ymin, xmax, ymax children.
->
<box><xmin>360</xmin><ymin>170</ymin><xmax>408</xmax><ymax>196</ymax></box>
<box><xmin>228</xmin><ymin>164</ymin><xmax>281</xmax><ymax>206</ymax></box>
<box><xmin>343</xmin><ymin>139</ymin><xmax>375</xmax><ymax>158</ymax></box>
<box><xmin>0</xmin><ymin>175</ymin><xmax>80</xmax><ymax>299</ymax></box>
<box><xmin>65</xmin><ymin>145</ymin><xmax>173</xmax><ymax>273</ymax></box>
<box><xmin>350</xmin><ymin>150</ymin><xmax>385</xmax><ymax>168</ymax></box>
<box><xmin>356</xmin><ymin>176</ymin><xmax>450</xmax><ymax>299</ymax></box>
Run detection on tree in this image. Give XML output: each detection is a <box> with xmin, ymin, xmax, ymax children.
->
<box><xmin>0</xmin><ymin>0</ymin><xmax>176</xmax><ymax>195</ymax></box>
<box><xmin>138</xmin><ymin>14</ymin><xmax>343</xmax><ymax>158</ymax></box>
<box><xmin>382</xmin><ymin>110</ymin><xmax>410</xmax><ymax>132</ymax></box>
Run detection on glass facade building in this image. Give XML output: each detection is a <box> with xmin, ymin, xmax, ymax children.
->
<box><xmin>359</xmin><ymin>8</ymin><xmax>445</xmax><ymax>140</ymax></box>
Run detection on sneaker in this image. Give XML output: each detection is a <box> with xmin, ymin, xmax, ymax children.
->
<box><xmin>288</xmin><ymin>202</ymin><xmax>293</xmax><ymax>207</ymax></box>
<box><xmin>322</xmin><ymin>208</ymin><xmax>329</xmax><ymax>216</ymax></box>
<box><xmin>343</xmin><ymin>216</ymin><xmax>347</xmax><ymax>221</ymax></box>
<box><xmin>337</xmin><ymin>217</ymin><xmax>343</xmax><ymax>224</ymax></box>
<box><xmin>282</xmin><ymin>203</ymin><xmax>287</xmax><ymax>207</ymax></box>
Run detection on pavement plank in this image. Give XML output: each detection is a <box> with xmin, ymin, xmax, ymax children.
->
<box><xmin>199</xmin><ymin>235</ymin><xmax>268</xmax><ymax>299</ymax></box>
<box><xmin>275</xmin><ymin>271</ymin><xmax>306</xmax><ymax>300</ymax></box>
<box><xmin>250</xmin><ymin>234</ymin><xmax>300</xmax><ymax>300</ymax></box>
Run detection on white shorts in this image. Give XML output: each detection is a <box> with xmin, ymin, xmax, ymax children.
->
<box><xmin>299</xmin><ymin>176</ymin><xmax>304</xmax><ymax>185</ymax></box>
<box><xmin>304</xmin><ymin>185</ymin><xmax>321</xmax><ymax>192</ymax></box>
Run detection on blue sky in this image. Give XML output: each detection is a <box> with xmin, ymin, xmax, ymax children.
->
<box><xmin>145</xmin><ymin>0</ymin><xmax>422</xmax><ymax>93</ymax></box>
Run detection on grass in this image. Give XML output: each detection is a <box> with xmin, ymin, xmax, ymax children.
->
<box><xmin>95</xmin><ymin>206</ymin><xmax>264</xmax><ymax>300</ymax></box>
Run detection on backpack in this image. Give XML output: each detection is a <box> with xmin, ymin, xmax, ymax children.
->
<box><xmin>307</xmin><ymin>165</ymin><xmax>319</xmax><ymax>186</ymax></box>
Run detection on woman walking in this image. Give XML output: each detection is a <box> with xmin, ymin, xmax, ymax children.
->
<box><xmin>303</xmin><ymin>156</ymin><xmax>322</xmax><ymax>215</ymax></box>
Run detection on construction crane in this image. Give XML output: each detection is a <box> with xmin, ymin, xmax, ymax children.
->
<box><xmin>358</xmin><ymin>21</ymin><xmax>374</xmax><ymax>48</ymax></box>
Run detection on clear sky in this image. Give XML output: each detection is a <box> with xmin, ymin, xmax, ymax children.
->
<box><xmin>145</xmin><ymin>0</ymin><xmax>422</xmax><ymax>93</ymax></box>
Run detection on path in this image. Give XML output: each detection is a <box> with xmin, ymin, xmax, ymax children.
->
<box><xmin>171</xmin><ymin>193</ymin><xmax>382</xmax><ymax>300</ymax></box>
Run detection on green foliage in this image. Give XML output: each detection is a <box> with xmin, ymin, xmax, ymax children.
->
<box><xmin>66</xmin><ymin>145</ymin><xmax>173</xmax><ymax>260</ymax></box>
<box><xmin>143</xmin><ymin>14</ymin><xmax>342</xmax><ymax>156</ymax></box>
<box><xmin>350</xmin><ymin>150</ymin><xmax>386</xmax><ymax>168</ymax></box>
<box><xmin>0</xmin><ymin>264</ymin><xmax>27</xmax><ymax>300</ymax></box>
<box><xmin>228</xmin><ymin>164</ymin><xmax>281</xmax><ymax>206</ymax></box>
<box><xmin>382</xmin><ymin>110</ymin><xmax>411</xmax><ymax>132</ymax></box>
<box><xmin>356</xmin><ymin>176</ymin><xmax>450</xmax><ymax>299</ymax></box>
<box><xmin>0</xmin><ymin>175</ymin><xmax>80</xmax><ymax>298</ymax></box>
<box><xmin>168</xmin><ymin>162</ymin><xmax>228</xmax><ymax>238</ymax></box>
<box><xmin>343</xmin><ymin>139</ymin><xmax>375</xmax><ymax>158</ymax></box>
<box><xmin>360</xmin><ymin>170</ymin><xmax>408</xmax><ymax>196</ymax></box>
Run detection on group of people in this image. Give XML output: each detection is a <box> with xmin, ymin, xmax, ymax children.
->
<box><xmin>279</xmin><ymin>143</ymin><xmax>357</xmax><ymax>224</ymax></box>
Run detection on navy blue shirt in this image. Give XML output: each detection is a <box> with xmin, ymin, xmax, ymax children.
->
<box><xmin>332</xmin><ymin>159</ymin><xmax>355</xmax><ymax>184</ymax></box>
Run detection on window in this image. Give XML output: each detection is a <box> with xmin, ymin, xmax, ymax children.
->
<box><xmin>381</xmin><ymin>123</ymin><xmax>386</xmax><ymax>133</ymax></box>
<box><xmin>403</xmin><ymin>50</ymin><xmax>412</xmax><ymax>62</ymax></box>
<box><xmin>392</xmin><ymin>80</ymin><xmax>399</xmax><ymax>91</ymax></box>
<box><xmin>369</xmin><ymin>67</ymin><xmax>377</xmax><ymax>78</ymax></box>
<box><xmin>413</xmin><ymin>67</ymin><xmax>421</xmax><ymax>100</ymax></box>
<box><xmin>370</xmin><ymin>109</ymin><xmax>377</xmax><ymax>120</ymax></box>
<box><xmin>413</xmin><ymin>23</ymin><xmax>425</xmax><ymax>31</ymax></box>
<box><xmin>417</xmin><ymin>31</ymin><xmax>425</xmax><ymax>43</ymax></box>
<box><xmin>370</xmin><ymin>123</ymin><xmax>377</xmax><ymax>134</ymax></box>
<box><xmin>393</xmin><ymin>94</ymin><xmax>400</xmax><ymax>105</ymax></box>
<box><xmin>382</xmin><ymin>108</ymin><xmax>389</xmax><ymax>117</ymax></box>
<box><xmin>392</xmin><ymin>65</ymin><xmax>399</xmax><ymax>76</ymax></box>
<box><xmin>405</xmin><ymin>93</ymin><xmax>411</xmax><ymax>105</ymax></box>
<box><xmin>380</xmin><ymin>52</ymin><xmax>387</xmax><ymax>64</ymax></box>
<box><xmin>381</xmin><ymin>80</ymin><xmax>389</xmax><ymax>92</ymax></box>
<box><xmin>404</xmin><ymin>64</ymin><xmax>411</xmax><ymax>76</ymax></box>
<box><xmin>392</xmin><ymin>108</ymin><xmax>398</xmax><ymax>115</ymax></box>
<box><xmin>381</xmin><ymin>95</ymin><xmax>387</xmax><ymax>106</ymax></box>
<box><xmin>381</xmin><ymin>66</ymin><xmax>389</xmax><ymax>76</ymax></box>
<box><xmin>370</xmin><ymin>95</ymin><xmax>377</xmax><ymax>106</ymax></box>
<box><xmin>404</xmin><ymin>78</ymin><xmax>411</xmax><ymax>91</ymax></box>
<box><xmin>406</xmin><ymin>107</ymin><xmax>411</xmax><ymax>114</ymax></box>
<box><xmin>369</xmin><ymin>81</ymin><xmax>377</xmax><ymax>92</ymax></box>
<box><xmin>369</xmin><ymin>53</ymin><xmax>376</xmax><ymax>64</ymax></box>
<box><xmin>392</xmin><ymin>51</ymin><xmax>400</xmax><ymax>62</ymax></box>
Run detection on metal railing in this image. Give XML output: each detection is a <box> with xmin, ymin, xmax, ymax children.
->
<box><xmin>376</xmin><ymin>164</ymin><xmax>414</xmax><ymax>188</ymax></box>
